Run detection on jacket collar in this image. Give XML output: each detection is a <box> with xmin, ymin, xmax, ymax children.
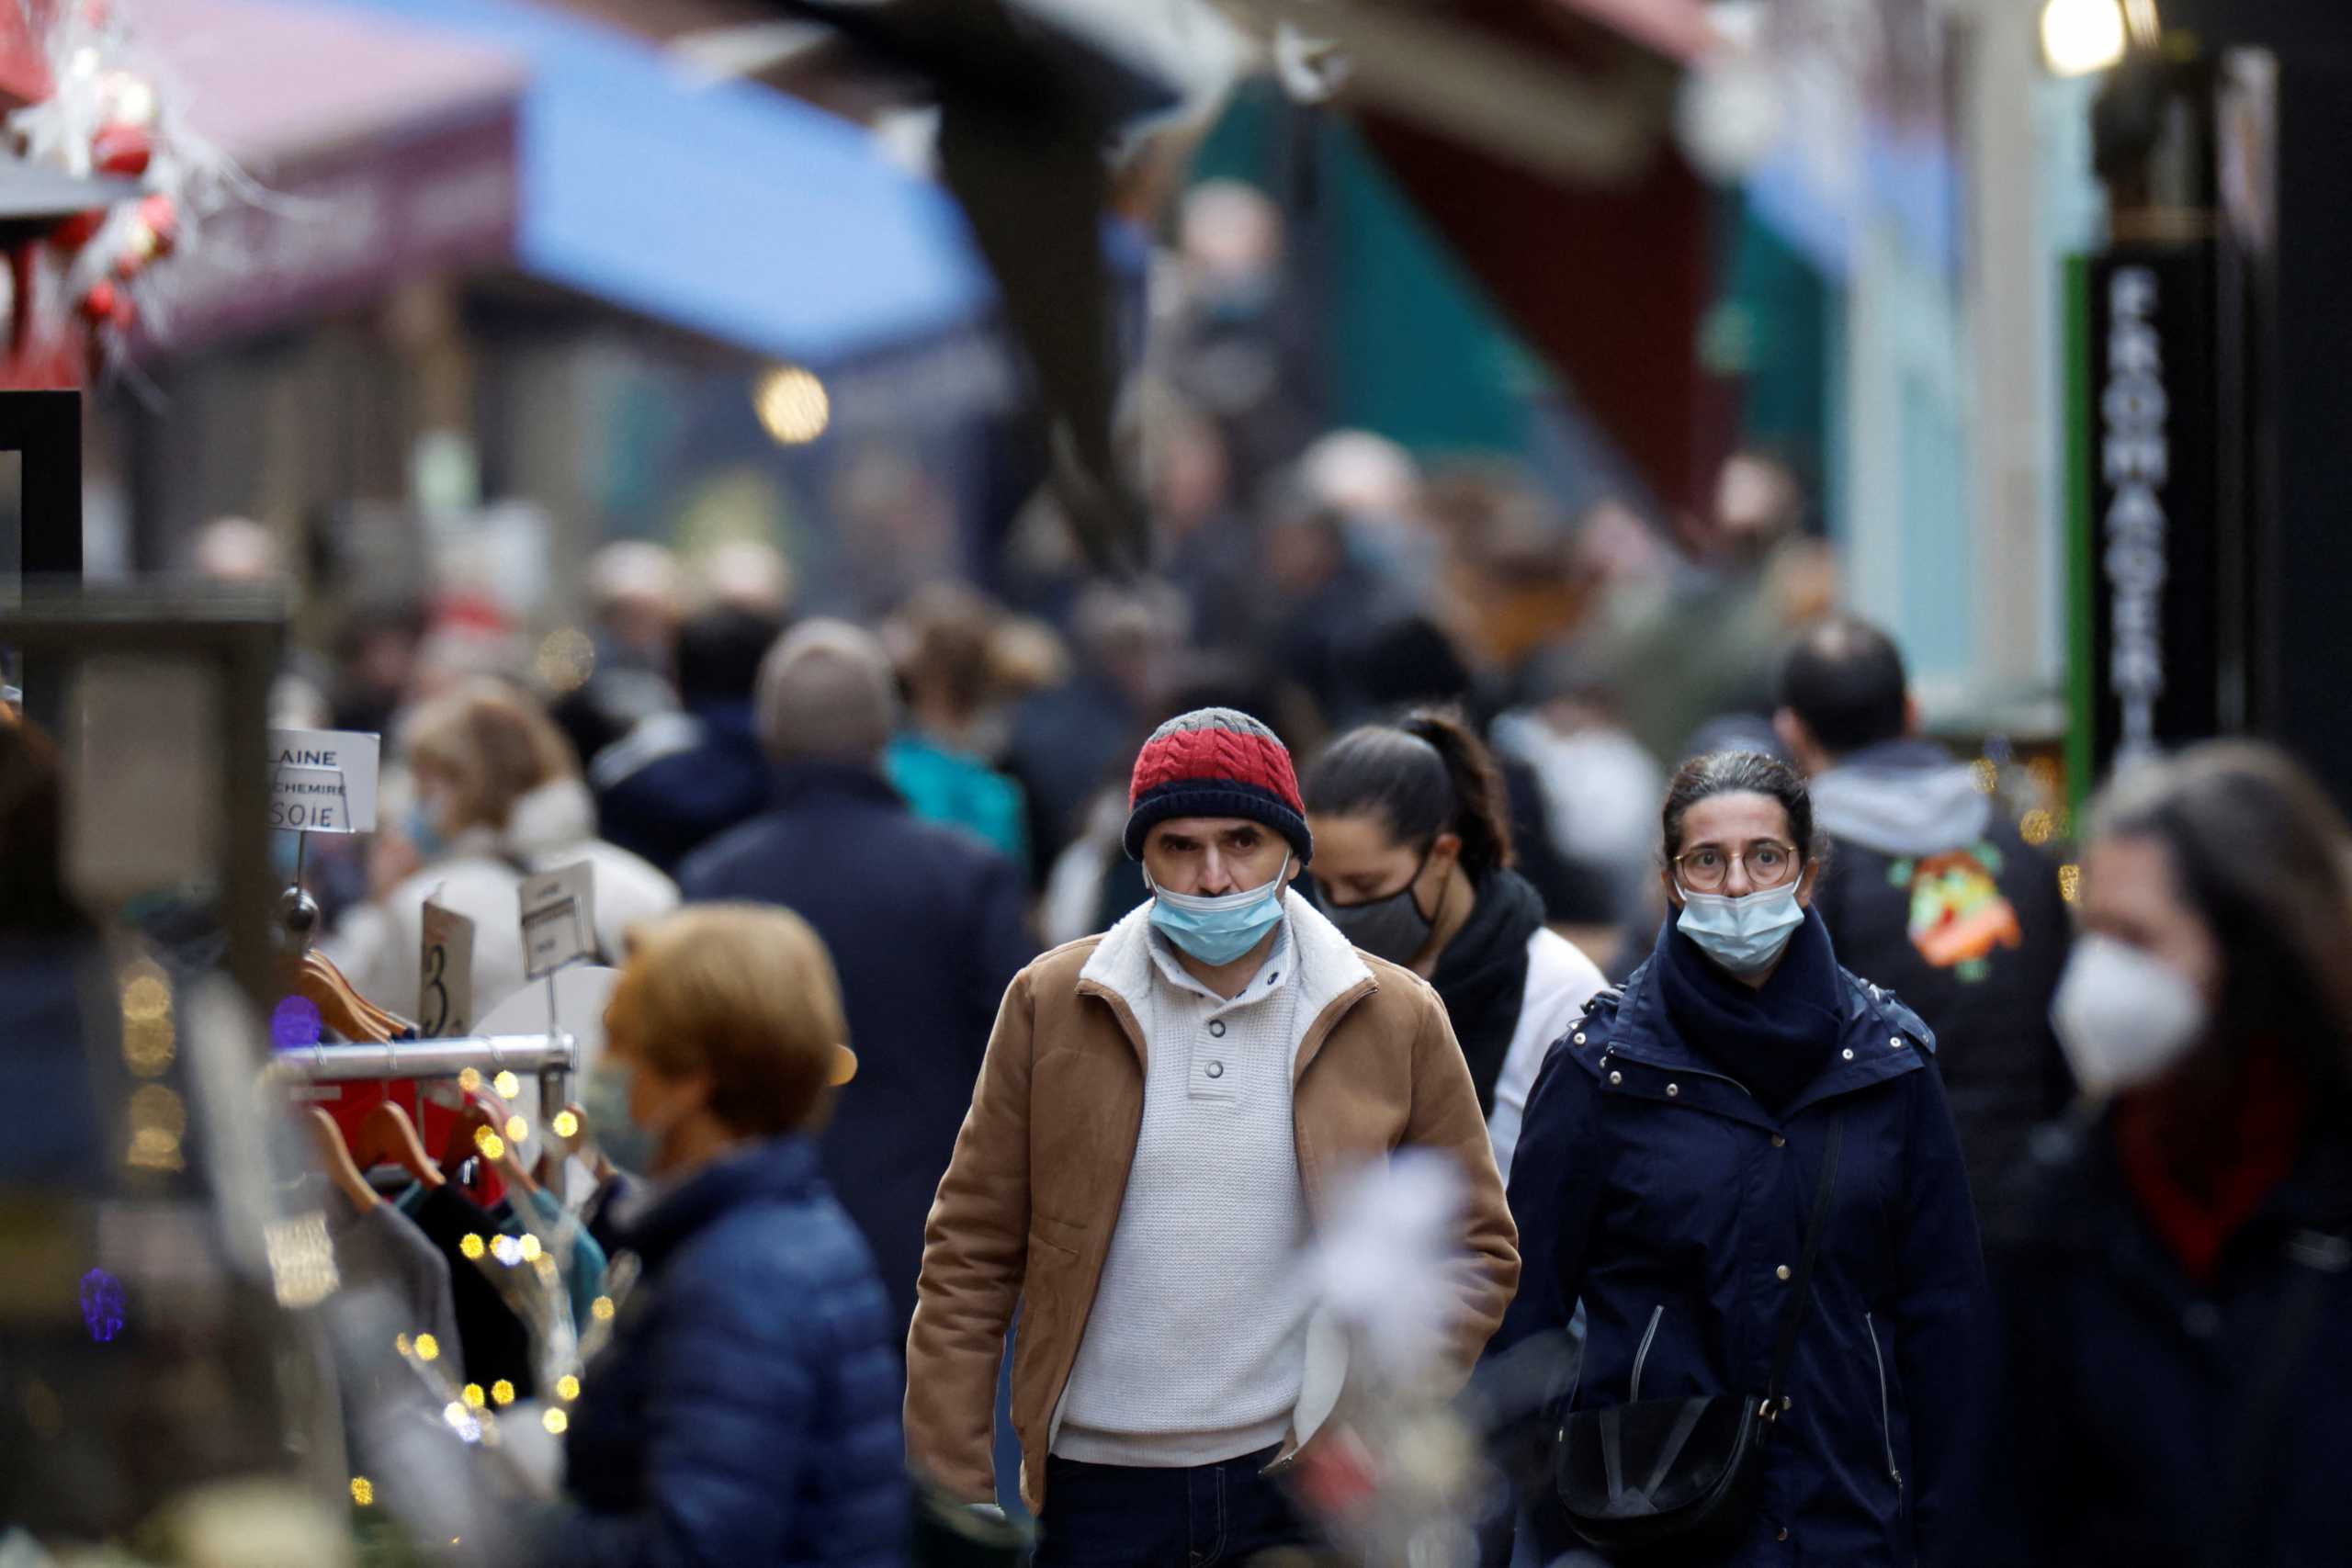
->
<box><xmin>620</xmin><ymin>1135</ymin><xmax>825</xmax><ymax>1273</ymax></box>
<box><xmin>1078</xmin><ymin>888</ymin><xmax>1374</xmax><ymax>1077</ymax></box>
<box><xmin>769</xmin><ymin>758</ymin><xmax>905</xmax><ymax>813</ymax></box>
<box><xmin>1591</xmin><ymin>944</ymin><xmax>1931</xmax><ymax>1128</ymax></box>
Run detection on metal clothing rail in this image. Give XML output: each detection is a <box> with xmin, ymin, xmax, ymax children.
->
<box><xmin>264</xmin><ymin>1033</ymin><xmax>579</xmax><ymax>1086</ymax></box>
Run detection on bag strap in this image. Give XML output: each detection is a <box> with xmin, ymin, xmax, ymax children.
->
<box><xmin>1763</xmin><ymin>1113</ymin><xmax>1844</xmax><ymax>1412</ymax></box>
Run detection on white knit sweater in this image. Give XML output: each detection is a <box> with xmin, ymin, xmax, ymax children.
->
<box><xmin>1055</xmin><ymin>895</ymin><xmax>1363</xmax><ymax>1467</ymax></box>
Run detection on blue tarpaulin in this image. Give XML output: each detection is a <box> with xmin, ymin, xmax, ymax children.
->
<box><xmin>322</xmin><ymin>0</ymin><xmax>997</xmax><ymax>365</ymax></box>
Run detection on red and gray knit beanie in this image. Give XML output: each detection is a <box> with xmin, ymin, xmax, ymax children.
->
<box><xmin>1124</xmin><ymin>706</ymin><xmax>1313</xmax><ymax>864</ymax></box>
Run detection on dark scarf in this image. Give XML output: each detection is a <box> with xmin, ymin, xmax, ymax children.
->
<box><xmin>1431</xmin><ymin>869</ymin><xmax>1546</xmax><ymax>1116</ymax></box>
<box><xmin>1653</xmin><ymin>907</ymin><xmax>1846</xmax><ymax>1111</ymax></box>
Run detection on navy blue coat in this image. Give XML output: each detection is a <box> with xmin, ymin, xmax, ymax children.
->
<box><xmin>549</xmin><ymin>1136</ymin><xmax>908</xmax><ymax>1568</ymax></box>
<box><xmin>1497</xmin><ymin>937</ymin><xmax>1990</xmax><ymax>1565</ymax></box>
<box><xmin>678</xmin><ymin>761</ymin><xmax>1037</xmax><ymax>1345</ymax></box>
<box><xmin>1976</xmin><ymin>1117</ymin><xmax>2352</xmax><ymax>1567</ymax></box>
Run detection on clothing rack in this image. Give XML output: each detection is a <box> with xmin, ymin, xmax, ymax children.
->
<box><xmin>264</xmin><ymin>1033</ymin><xmax>579</xmax><ymax>1086</ymax></box>
<box><xmin>266</xmin><ymin>1033</ymin><xmax>580</xmax><ymax>1134</ymax></box>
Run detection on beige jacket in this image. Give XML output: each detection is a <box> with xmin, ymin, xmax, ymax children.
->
<box><xmin>905</xmin><ymin>893</ymin><xmax>1520</xmax><ymax>1511</ymax></box>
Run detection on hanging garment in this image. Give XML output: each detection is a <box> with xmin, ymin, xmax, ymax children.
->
<box><xmin>402</xmin><ymin>1182</ymin><xmax>539</xmax><ymax>1398</ymax></box>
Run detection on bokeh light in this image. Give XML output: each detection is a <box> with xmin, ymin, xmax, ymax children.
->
<box><xmin>753</xmin><ymin>366</ymin><xmax>831</xmax><ymax>445</ymax></box>
<box><xmin>535</xmin><ymin>627</ymin><xmax>597</xmax><ymax>694</ymax></box>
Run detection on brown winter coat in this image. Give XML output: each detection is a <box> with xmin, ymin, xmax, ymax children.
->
<box><xmin>903</xmin><ymin>898</ymin><xmax>1521</xmax><ymax>1511</ymax></box>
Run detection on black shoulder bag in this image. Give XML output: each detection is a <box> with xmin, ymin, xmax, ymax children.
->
<box><xmin>1553</xmin><ymin>1114</ymin><xmax>1844</xmax><ymax>1561</ymax></box>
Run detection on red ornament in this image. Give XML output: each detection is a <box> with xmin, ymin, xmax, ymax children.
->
<box><xmin>51</xmin><ymin>209</ymin><xmax>106</xmax><ymax>250</ymax></box>
<box><xmin>79</xmin><ymin>280</ymin><xmax>119</xmax><ymax>323</ymax></box>
<box><xmin>115</xmin><ymin>246</ymin><xmax>143</xmax><ymax>280</ymax></box>
<box><xmin>137</xmin><ymin>194</ymin><xmax>179</xmax><ymax>255</ymax></box>
<box><xmin>92</xmin><ymin>123</ymin><xmax>151</xmax><ymax>176</ymax></box>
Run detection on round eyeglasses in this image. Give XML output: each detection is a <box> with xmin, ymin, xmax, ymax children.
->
<box><xmin>1674</xmin><ymin>839</ymin><xmax>1799</xmax><ymax>894</ymax></box>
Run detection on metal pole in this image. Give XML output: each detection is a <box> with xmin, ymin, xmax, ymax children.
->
<box><xmin>262</xmin><ymin>1033</ymin><xmax>579</xmax><ymax>1085</ymax></box>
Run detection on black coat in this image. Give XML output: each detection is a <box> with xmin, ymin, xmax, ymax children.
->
<box><xmin>1977</xmin><ymin>1116</ymin><xmax>2352</xmax><ymax>1567</ymax></box>
<box><xmin>1807</xmin><ymin>743</ymin><xmax>2074</xmax><ymax>1235</ymax></box>
<box><xmin>678</xmin><ymin>762</ymin><xmax>1038</xmax><ymax>1347</ymax></box>
<box><xmin>1498</xmin><ymin>919</ymin><xmax>1991</xmax><ymax>1566</ymax></box>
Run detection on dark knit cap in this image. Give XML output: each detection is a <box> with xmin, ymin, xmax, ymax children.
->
<box><xmin>1124</xmin><ymin>706</ymin><xmax>1314</xmax><ymax>864</ymax></box>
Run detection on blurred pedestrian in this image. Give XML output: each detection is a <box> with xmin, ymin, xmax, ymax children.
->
<box><xmin>884</xmin><ymin>582</ymin><xmax>1030</xmax><ymax>864</ymax></box>
<box><xmin>1491</xmin><ymin>641</ymin><xmax>1666</xmax><ymax>928</ymax></box>
<box><xmin>906</xmin><ymin>707</ymin><xmax>1519</xmax><ymax>1561</ymax></box>
<box><xmin>591</xmin><ymin>605</ymin><xmax>785</xmax><ymax>874</ymax></box>
<box><xmin>1599</xmin><ymin>450</ymin><xmax>1837</xmax><ymax>764</ymax></box>
<box><xmin>1977</xmin><ymin>741</ymin><xmax>2352</xmax><ymax>1568</ymax></box>
<box><xmin>1303</xmin><ymin>709</ymin><xmax>1607</xmax><ymax>1172</ymax></box>
<box><xmin>1776</xmin><ymin>616</ymin><xmax>2073</xmax><ymax>1235</ymax></box>
<box><xmin>1007</xmin><ymin>581</ymin><xmax>1180</xmax><ymax>865</ymax></box>
<box><xmin>552</xmin><ymin>542</ymin><xmax>686</xmax><ymax>766</ymax></box>
<box><xmin>677</xmin><ymin>620</ymin><xmax>1034</xmax><ymax>1344</ymax></box>
<box><xmin>546</xmin><ymin>904</ymin><xmax>905</xmax><ymax>1568</ymax></box>
<box><xmin>1496</xmin><ymin>751</ymin><xmax>1987</xmax><ymax>1566</ymax></box>
<box><xmin>325</xmin><ymin>680</ymin><xmax>678</xmax><ymax>1021</ymax></box>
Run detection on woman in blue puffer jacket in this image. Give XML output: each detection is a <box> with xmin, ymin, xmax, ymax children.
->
<box><xmin>1495</xmin><ymin>750</ymin><xmax>1990</xmax><ymax>1566</ymax></box>
<box><xmin>544</xmin><ymin>904</ymin><xmax>906</xmax><ymax>1568</ymax></box>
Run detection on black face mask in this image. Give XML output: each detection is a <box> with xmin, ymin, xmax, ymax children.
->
<box><xmin>1319</xmin><ymin>848</ymin><xmax>1441</xmax><ymax>964</ymax></box>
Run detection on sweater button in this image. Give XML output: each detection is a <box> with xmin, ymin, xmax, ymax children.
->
<box><xmin>1841</xmin><ymin>1048</ymin><xmax>1855</xmax><ymax>1060</ymax></box>
<box><xmin>1574</xmin><ymin>1032</ymin><xmax>1587</xmax><ymax>1045</ymax></box>
<box><xmin>1608</xmin><ymin>1071</ymin><xmax>1623</xmax><ymax>1086</ymax></box>
<box><xmin>1891</xmin><ymin>1035</ymin><xmax>1906</xmax><ymax>1049</ymax></box>
<box><xmin>1666</xmin><ymin>1083</ymin><xmax>1679</xmax><ymax>1097</ymax></box>
<box><xmin>1771</xmin><ymin>1134</ymin><xmax>1786</xmax><ymax>1148</ymax></box>
<box><xmin>1205</xmin><ymin>1060</ymin><xmax>1225</xmax><ymax>1079</ymax></box>
<box><xmin>1775</xmin><ymin>1265</ymin><xmax>1792</xmax><ymax>1281</ymax></box>
<box><xmin>1778</xmin><ymin>1528</ymin><xmax>1791</xmax><ymax>1542</ymax></box>
<box><xmin>1209</xmin><ymin>1021</ymin><xmax>1226</xmax><ymax>1038</ymax></box>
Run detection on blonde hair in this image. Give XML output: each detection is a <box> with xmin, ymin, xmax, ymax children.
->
<box><xmin>605</xmin><ymin>904</ymin><xmax>849</xmax><ymax>1138</ymax></box>
<box><xmin>403</xmin><ymin>679</ymin><xmax>575</xmax><ymax>834</ymax></box>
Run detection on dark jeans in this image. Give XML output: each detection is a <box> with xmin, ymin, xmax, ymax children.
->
<box><xmin>1035</xmin><ymin>1446</ymin><xmax>1312</xmax><ymax>1568</ymax></box>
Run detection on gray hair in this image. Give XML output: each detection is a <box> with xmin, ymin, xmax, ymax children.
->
<box><xmin>754</xmin><ymin>618</ymin><xmax>899</xmax><ymax>764</ymax></box>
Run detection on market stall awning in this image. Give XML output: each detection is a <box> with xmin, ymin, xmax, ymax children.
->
<box><xmin>130</xmin><ymin>0</ymin><xmax>525</xmax><ymax>354</ymax></box>
<box><xmin>1323</xmin><ymin>0</ymin><xmax>1727</xmax><ymax>515</ymax></box>
<box><xmin>137</xmin><ymin>0</ymin><xmax>996</xmax><ymax>367</ymax></box>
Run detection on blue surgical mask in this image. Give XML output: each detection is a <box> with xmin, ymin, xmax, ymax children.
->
<box><xmin>1148</xmin><ymin>856</ymin><xmax>1291</xmax><ymax>966</ymax></box>
<box><xmin>404</xmin><ymin>800</ymin><xmax>448</xmax><ymax>861</ymax></box>
<box><xmin>1676</xmin><ymin>882</ymin><xmax>1805</xmax><ymax>976</ymax></box>
<box><xmin>581</xmin><ymin>1057</ymin><xmax>663</xmax><ymax>1177</ymax></box>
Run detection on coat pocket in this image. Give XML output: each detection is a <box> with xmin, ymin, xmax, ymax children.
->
<box><xmin>1863</xmin><ymin>1312</ymin><xmax>1904</xmax><ymax>1495</ymax></box>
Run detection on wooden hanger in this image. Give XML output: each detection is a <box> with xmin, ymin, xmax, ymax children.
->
<box><xmin>273</xmin><ymin>887</ymin><xmax>413</xmax><ymax>1043</ymax></box>
<box><xmin>302</xmin><ymin>1107</ymin><xmax>382</xmax><ymax>1213</ymax></box>
<box><xmin>352</xmin><ymin>1100</ymin><xmax>443</xmax><ymax>1190</ymax></box>
<box><xmin>290</xmin><ymin>951</ymin><xmax>411</xmax><ymax>1043</ymax></box>
<box><xmin>442</xmin><ymin>1088</ymin><xmax>538</xmax><ymax>1200</ymax></box>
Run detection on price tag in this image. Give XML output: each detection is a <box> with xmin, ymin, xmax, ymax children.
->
<box><xmin>420</xmin><ymin>897</ymin><xmax>475</xmax><ymax>1037</ymax></box>
<box><xmin>518</xmin><ymin>861</ymin><xmax>597</xmax><ymax>980</ymax></box>
<box><xmin>267</xmin><ymin>728</ymin><xmax>380</xmax><ymax>835</ymax></box>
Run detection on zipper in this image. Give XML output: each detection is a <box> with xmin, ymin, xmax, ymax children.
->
<box><xmin>1865</xmin><ymin>1312</ymin><xmax>1904</xmax><ymax>1493</ymax></box>
<box><xmin>1629</xmin><ymin>1304</ymin><xmax>1663</xmax><ymax>1400</ymax></box>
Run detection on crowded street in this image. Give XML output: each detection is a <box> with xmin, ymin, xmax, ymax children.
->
<box><xmin>5</xmin><ymin>0</ymin><xmax>2352</xmax><ymax>1564</ymax></box>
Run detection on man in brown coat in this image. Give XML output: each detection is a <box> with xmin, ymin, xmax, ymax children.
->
<box><xmin>906</xmin><ymin>707</ymin><xmax>1519</xmax><ymax>1566</ymax></box>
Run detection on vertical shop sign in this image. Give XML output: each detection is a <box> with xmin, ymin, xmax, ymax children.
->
<box><xmin>2086</xmin><ymin>245</ymin><xmax>2222</xmax><ymax>775</ymax></box>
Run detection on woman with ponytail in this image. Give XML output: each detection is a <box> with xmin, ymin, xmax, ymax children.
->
<box><xmin>1304</xmin><ymin>708</ymin><xmax>1608</xmax><ymax>1169</ymax></box>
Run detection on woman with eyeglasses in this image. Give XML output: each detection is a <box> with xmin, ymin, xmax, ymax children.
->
<box><xmin>1489</xmin><ymin>750</ymin><xmax>1990</xmax><ymax>1566</ymax></box>
<box><xmin>1302</xmin><ymin>709</ymin><xmax>1609</xmax><ymax>1172</ymax></box>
